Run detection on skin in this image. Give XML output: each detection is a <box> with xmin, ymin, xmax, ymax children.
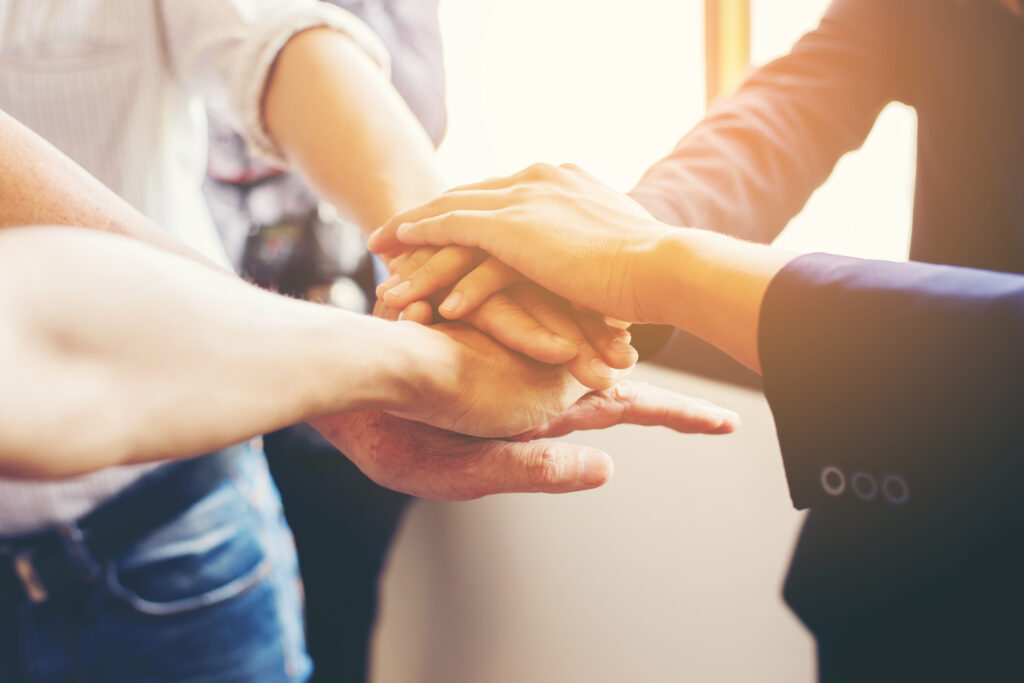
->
<box><xmin>264</xmin><ymin>28</ymin><xmax>632</xmax><ymax>386</ymax></box>
<box><xmin>370</xmin><ymin>163</ymin><xmax>796</xmax><ymax>373</ymax></box>
<box><xmin>0</xmin><ymin>28</ymin><xmax>742</xmax><ymax>498</ymax></box>
<box><xmin>369</xmin><ymin>1</ymin><xmax>1024</xmax><ymax>372</ymax></box>
<box><xmin>0</xmin><ymin>226</ymin><xmax>740</xmax><ymax>488</ymax></box>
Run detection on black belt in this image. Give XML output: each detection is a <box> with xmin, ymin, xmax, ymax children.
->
<box><xmin>0</xmin><ymin>446</ymin><xmax>244</xmax><ymax>604</ymax></box>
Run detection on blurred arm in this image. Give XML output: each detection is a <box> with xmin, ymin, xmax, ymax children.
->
<box><xmin>264</xmin><ymin>26</ymin><xmax>445</xmax><ymax>232</ymax></box>
<box><xmin>631</xmin><ymin>0</ymin><xmax>910</xmax><ymax>241</ymax></box>
<box><xmin>0</xmin><ymin>110</ymin><xmax>216</xmax><ymax>267</ymax></box>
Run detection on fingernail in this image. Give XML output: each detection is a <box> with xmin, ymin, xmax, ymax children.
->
<box><xmin>396</xmin><ymin>223</ymin><xmax>413</xmax><ymax>238</ymax></box>
<box><xmin>552</xmin><ymin>335</ymin><xmax>576</xmax><ymax>349</ymax></box>
<box><xmin>589</xmin><ymin>358</ymin><xmax>620</xmax><ymax>380</ymax></box>
<box><xmin>609</xmin><ymin>337</ymin><xmax>635</xmax><ymax>354</ymax></box>
<box><xmin>717</xmin><ymin>409</ymin><xmax>741</xmax><ymax>429</ymax></box>
<box><xmin>376</xmin><ymin>274</ymin><xmax>400</xmax><ymax>295</ymax></box>
<box><xmin>580</xmin><ymin>449</ymin><xmax>613</xmax><ymax>486</ymax></box>
<box><xmin>385</xmin><ymin>280</ymin><xmax>412</xmax><ymax>299</ymax></box>
<box><xmin>438</xmin><ymin>291</ymin><xmax>462</xmax><ymax>315</ymax></box>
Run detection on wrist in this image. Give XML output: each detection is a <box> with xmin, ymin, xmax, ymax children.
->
<box><xmin>639</xmin><ymin>229</ymin><xmax>697</xmax><ymax>327</ymax></box>
<box><xmin>302</xmin><ymin>311</ymin><xmax>426</xmax><ymax>416</ymax></box>
<box><xmin>643</xmin><ymin>227</ymin><xmax>795</xmax><ymax>372</ymax></box>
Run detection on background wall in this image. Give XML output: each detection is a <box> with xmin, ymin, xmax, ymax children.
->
<box><xmin>369</xmin><ymin>1</ymin><xmax>916</xmax><ymax>680</ymax></box>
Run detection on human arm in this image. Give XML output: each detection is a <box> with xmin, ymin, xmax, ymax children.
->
<box><xmin>0</xmin><ymin>226</ymin><xmax>431</xmax><ymax>476</ymax></box>
<box><xmin>370</xmin><ymin>162</ymin><xmax>792</xmax><ymax>371</ymax></box>
<box><xmin>0</xmin><ymin>109</ymin><xmax>218</xmax><ymax>267</ymax></box>
<box><xmin>367</xmin><ymin>0</ymin><xmax>912</xmax><ymax>326</ymax></box>
<box><xmin>263</xmin><ymin>24</ymin><xmax>633</xmax><ymax>378</ymax></box>
<box><xmin>630</xmin><ymin>0</ymin><xmax>911</xmax><ymax>239</ymax></box>
<box><xmin>314</xmin><ymin>381</ymin><xmax>738</xmax><ymax>501</ymax></box>
<box><xmin>371</xmin><ymin>161</ymin><xmax>1024</xmax><ymax>516</ymax></box>
<box><xmin>0</xmin><ymin>226</ymin><xmax>737</xmax><ymax>481</ymax></box>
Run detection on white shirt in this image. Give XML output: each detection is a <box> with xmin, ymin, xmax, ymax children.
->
<box><xmin>0</xmin><ymin>0</ymin><xmax>388</xmax><ymax>536</ymax></box>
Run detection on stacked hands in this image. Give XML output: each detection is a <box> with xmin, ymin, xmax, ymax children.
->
<box><xmin>321</xmin><ymin>163</ymin><xmax>740</xmax><ymax>501</ymax></box>
<box><xmin>370</xmin><ymin>163</ymin><xmax>676</xmax><ymax>337</ymax></box>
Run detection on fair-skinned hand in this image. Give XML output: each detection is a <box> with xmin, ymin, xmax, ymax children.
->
<box><xmin>369</xmin><ymin>163</ymin><xmax>674</xmax><ymax>325</ymax></box>
<box><xmin>394</xmin><ymin>320</ymin><xmax>630</xmax><ymax>436</ymax></box>
<box><xmin>313</xmin><ymin>390</ymin><xmax>739</xmax><ymax>501</ymax></box>
<box><xmin>375</xmin><ymin>245</ymin><xmax>638</xmax><ymax>388</ymax></box>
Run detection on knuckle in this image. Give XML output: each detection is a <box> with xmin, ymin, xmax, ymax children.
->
<box><xmin>531</xmin><ymin>446</ymin><xmax>566</xmax><ymax>487</ymax></box>
<box><xmin>508</xmin><ymin>184</ymin><xmax>533</xmax><ymax>202</ymax></box>
<box><xmin>480</xmin><ymin>294</ymin><xmax>521</xmax><ymax>317</ymax></box>
<box><xmin>527</xmin><ymin>162</ymin><xmax>557</xmax><ymax>179</ymax></box>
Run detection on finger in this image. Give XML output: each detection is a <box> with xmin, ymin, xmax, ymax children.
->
<box><xmin>513</xmin><ymin>381</ymin><xmax>741</xmax><ymax>441</ymax></box>
<box><xmin>438</xmin><ymin>257</ymin><xmax>521</xmax><ymax>319</ymax></box>
<box><xmin>604</xmin><ymin>316</ymin><xmax>632</xmax><ymax>330</ymax></box>
<box><xmin>397</xmin><ymin>299</ymin><xmax>435</xmax><ymax>325</ymax></box>
<box><xmin>445</xmin><ymin>163</ymin><xmax>555</xmax><ymax>194</ymax></box>
<box><xmin>507</xmin><ymin>283</ymin><xmax>630</xmax><ymax>390</ymax></box>
<box><xmin>381</xmin><ymin>245</ymin><xmax>486</xmax><ymax>309</ymax></box>
<box><xmin>392</xmin><ymin>210</ymin><xmax>495</xmax><ymax>250</ymax></box>
<box><xmin>457</xmin><ymin>438</ymin><xmax>613</xmax><ymax>497</ymax></box>
<box><xmin>380</xmin><ymin>249</ymin><xmax>413</xmax><ymax>274</ymax></box>
<box><xmin>373</xmin><ymin>297</ymin><xmax>402</xmax><ymax>321</ymax></box>
<box><xmin>369</xmin><ymin>193</ymin><xmax>509</xmax><ymax>255</ymax></box>
<box><xmin>463</xmin><ymin>293</ymin><xmax>579</xmax><ymax>364</ymax></box>
<box><xmin>376</xmin><ymin>247</ymin><xmax>436</xmax><ymax>301</ymax></box>
<box><xmin>575</xmin><ymin>310</ymin><xmax>638</xmax><ymax>370</ymax></box>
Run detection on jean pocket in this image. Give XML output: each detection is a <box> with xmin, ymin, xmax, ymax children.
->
<box><xmin>105</xmin><ymin>484</ymin><xmax>272</xmax><ymax>617</ymax></box>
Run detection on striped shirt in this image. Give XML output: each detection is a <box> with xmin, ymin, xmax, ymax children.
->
<box><xmin>0</xmin><ymin>0</ymin><xmax>388</xmax><ymax>536</ymax></box>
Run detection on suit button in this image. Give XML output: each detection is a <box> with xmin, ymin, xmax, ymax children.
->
<box><xmin>852</xmin><ymin>471</ymin><xmax>877</xmax><ymax>501</ymax></box>
<box><xmin>882</xmin><ymin>474</ymin><xmax>909</xmax><ymax>505</ymax></box>
<box><xmin>820</xmin><ymin>465</ymin><xmax>846</xmax><ymax>496</ymax></box>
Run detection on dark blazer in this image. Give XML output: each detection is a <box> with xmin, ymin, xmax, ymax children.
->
<box><xmin>631</xmin><ymin>1</ymin><xmax>1024</xmax><ymax>679</ymax></box>
<box><xmin>761</xmin><ymin>254</ymin><xmax>1024</xmax><ymax>681</ymax></box>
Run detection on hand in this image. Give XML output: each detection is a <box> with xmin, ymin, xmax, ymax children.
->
<box><xmin>369</xmin><ymin>163</ymin><xmax>674</xmax><ymax>324</ymax></box>
<box><xmin>376</xmin><ymin>245</ymin><xmax>638</xmax><ymax>388</ymax></box>
<box><xmin>311</xmin><ymin>410</ymin><xmax>614</xmax><ymax>500</ymax></box>
<box><xmin>393</xmin><ymin>320</ymin><xmax>620</xmax><ymax>437</ymax></box>
<box><xmin>311</xmin><ymin>394</ymin><xmax>739</xmax><ymax>501</ymax></box>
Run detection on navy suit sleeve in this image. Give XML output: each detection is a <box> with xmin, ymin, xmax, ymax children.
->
<box><xmin>759</xmin><ymin>253</ymin><xmax>1024</xmax><ymax>514</ymax></box>
<box><xmin>631</xmin><ymin>0</ymin><xmax>913</xmax><ymax>242</ymax></box>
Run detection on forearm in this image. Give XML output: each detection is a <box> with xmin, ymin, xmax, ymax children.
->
<box><xmin>0</xmin><ymin>227</ymin><xmax>422</xmax><ymax>477</ymax></box>
<box><xmin>264</xmin><ymin>27</ymin><xmax>445</xmax><ymax>234</ymax></box>
<box><xmin>631</xmin><ymin>0</ymin><xmax>902</xmax><ymax>242</ymax></box>
<box><xmin>644</xmin><ymin>230</ymin><xmax>796</xmax><ymax>373</ymax></box>
<box><xmin>0</xmin><ymin>110</ymin><xmax>218</xmax><ymax>268</ymax></box>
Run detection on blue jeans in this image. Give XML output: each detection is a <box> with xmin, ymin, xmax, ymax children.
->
<box><xmin>0</xmin><ymin>446</ymin><xmax>312</xmax><ymax>683</ymax></box>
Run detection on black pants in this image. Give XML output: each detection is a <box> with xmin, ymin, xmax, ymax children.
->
<box><xmin>264</xmin><ymin>424</ymin><xmax>412</xmax><ymax>683</ymax></box>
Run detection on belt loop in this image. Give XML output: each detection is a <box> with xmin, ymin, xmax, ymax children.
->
<box><xmin>58</xmin><ymin>523</ymin><xmax>102</xmax><ymax>584</ymax></box>
<box><xmin>12</xmin><ymin>551</ymin><xmax>49</xmax><ymax>604</ymax></box>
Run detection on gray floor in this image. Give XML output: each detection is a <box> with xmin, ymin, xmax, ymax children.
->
<box><xmin>371</xmin><ymin>363</ymin><xmax>815</xmax><ymax>683</ymax></box>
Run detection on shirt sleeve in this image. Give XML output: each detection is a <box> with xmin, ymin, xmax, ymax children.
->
<box><xmin>630</xmin><ymin>0</ymin><xmax>914</xmax><ymax>242</ymax></box>
<box><xmin>758</xmin><ymin>253</ymin><xmax>1024</xmax><ymax>517</ymax></box>
<box><xmin>157</xmin><ymin>0</ymin><xmax>391</xmax><ymax>163</ymax></box>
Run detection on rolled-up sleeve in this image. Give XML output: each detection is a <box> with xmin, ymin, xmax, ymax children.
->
<box><xmin>158</xmin><ymin>0</ymin><xmax>390</xmax><ymax>163</ymax></box>
<box><xmin>758</xmin><ymin>253</ymin><xmax>1024</xmax><ymax>515</ymax></box>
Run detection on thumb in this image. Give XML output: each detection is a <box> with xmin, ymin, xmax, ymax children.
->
<box><xmin>463</xmin><ymin>439</ymin><xmax>614</xmax><ymax>496</ymax></box>
<box><xmin>513</xmin><ymin>381</ymin><xmax>741</xmax><ymax>441</ymax></box>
